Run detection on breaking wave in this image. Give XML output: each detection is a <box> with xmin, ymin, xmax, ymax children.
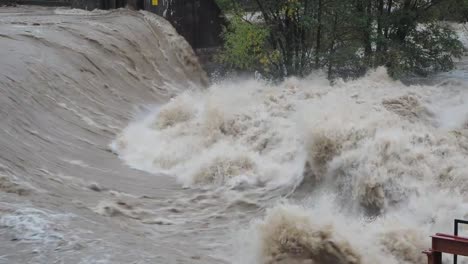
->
<box><xmin>115</xmin><ymin>67</ymin><xmax>468</xmax><ymax>263</ymax></box>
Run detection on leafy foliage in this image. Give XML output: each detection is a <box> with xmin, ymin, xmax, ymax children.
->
<box><xmin>387</xmin><ymin>23</ymin><xmax>464</xmax><ymax>77</ymax></box>
<box><xmin>216</xmin><ymin>0</ymin><xmax>465</xmax><ymax>80</ymax></box>
<box><xmin>218</xmin><ymin>17</ymin><xmax>272</xmax><ymax>71</ymax></box>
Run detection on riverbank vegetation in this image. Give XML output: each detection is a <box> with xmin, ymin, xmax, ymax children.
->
<box><xmin>216</xmin><ymin>0</ymin><xmax>467</xmax><ymax>80</ymax></box>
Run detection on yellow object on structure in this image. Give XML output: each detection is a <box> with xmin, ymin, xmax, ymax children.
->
<box><xmin>152</xmin><ymin>0</ymin><xmax>158</xmax><ymax>6</ymax></box>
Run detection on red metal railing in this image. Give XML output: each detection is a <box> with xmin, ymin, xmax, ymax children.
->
<box><xmin>424</xmin><ymin>219</ymin><xmax>468</xmax><ymax>264</ymax></box>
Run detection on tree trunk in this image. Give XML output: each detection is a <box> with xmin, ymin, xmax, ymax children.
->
<box><xmin>315</xmin><ymin>0</ymin><xmax>322</xmax><ymax>68</ymax></box>
<box><xmin>396</xmin><ymin>0</ymin><xmax>413</xmax><ymax>42</ymax></box>
<box><xmin>376</xmin><ymin>0</ymin><xmax>384</xmax><ymax>53</ymax></box>
<box><xmin>384</xmin><ymin>0</ymin><xmax>392</xmax><ymax>40</ymax></box>
<box><xmin>364</xmin><ymin>0</ymin><xmax>373</xmax><ymax>65</ymax></box>
<box><xmin>327</xmin><ymin>12</ymin><xmax>338</xmax><ymax>80</ymax></box>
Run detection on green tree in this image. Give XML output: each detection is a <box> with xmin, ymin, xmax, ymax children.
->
<box><xmin>218</xmin><ymin>17</ymin><xmax>274</xmax><ymax>71</ymax></box>
<box><xmin>216</xmin><ymin>0</ymin><xmax>464</xmax><ymax>80</ymax></box>
<box><xmin>369</xmin><ymin>0</ymin><xmax>464</xmax><ymax>77</ymax></box>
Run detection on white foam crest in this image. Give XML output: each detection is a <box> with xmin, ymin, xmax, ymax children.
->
<box><xmin>113</xmin><ymin>78</ymin><xmax>316</xmax><ymax>188</ymax></box>
<box><xmin>116</xmin><ymin>68</ymin><xmax>468</xmax><ymax>262</ymax></box>
<box><xmin>115</xmin><ymin>67</ymin><xmax>467</xmax><ymax>190</ymax></box>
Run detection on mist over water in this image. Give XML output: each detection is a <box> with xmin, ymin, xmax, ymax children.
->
<box><xmin>1</xmin><ymin>6</ymin><xmax>468</xmax><ymax>264</ymax></box>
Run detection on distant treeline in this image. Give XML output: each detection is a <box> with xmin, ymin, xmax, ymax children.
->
<box><xmin>216</xmin><ymin>0</ymin><xmax>467</xmax><ymax>80</ymax></box>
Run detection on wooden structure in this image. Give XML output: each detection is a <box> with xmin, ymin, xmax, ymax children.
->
<box><xmin>424</xmin><ymin>219</ymin><xmax>468</xmax><ymax>264</ymax></box>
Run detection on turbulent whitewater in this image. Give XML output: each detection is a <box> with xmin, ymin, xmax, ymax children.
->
<box><xmin>114</xmin><ymin>67</ymin><xmax>468</xmax><ymax>263</ymax></box>
<box><xmin>2</xmin><ymin>6</ymin><xmax>468</xmax><ymax>264</ymax></box>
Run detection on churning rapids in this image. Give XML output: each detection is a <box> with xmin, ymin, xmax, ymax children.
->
<box><xmin>1</xmin><ymin>6</ymin><xmax>468</xmax><ymax>264</ymax></box>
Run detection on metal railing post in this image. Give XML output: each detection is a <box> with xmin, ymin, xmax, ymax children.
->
<box><xmin>454</xmin><ymin>219</ymin><xmax>468</xmax><ymax>264</ymax></box>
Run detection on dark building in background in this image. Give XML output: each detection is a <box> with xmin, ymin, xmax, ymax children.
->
<box><xmin>145</xmin><ymin>0</ymin><xmax>224</xmax><ymax>49</ymax></box>
<box><xmin>68</xmin><ymin>0</ymin><xmax>225</xmax><ymax>49</ymax></box>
